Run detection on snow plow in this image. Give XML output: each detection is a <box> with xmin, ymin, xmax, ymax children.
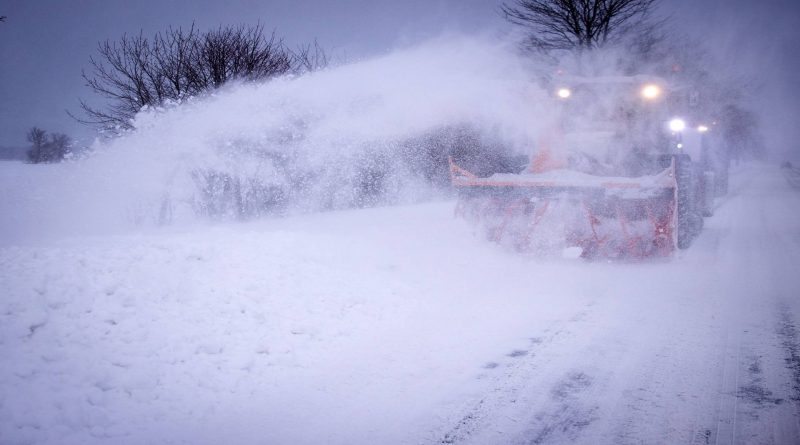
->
<box><xmin>450</xmin><ymin>155</ymin><xmax>690</xmax><ymax>259</ymax></box>
<box><xmin>450</xmin><ymin>76</ymin><xmax>719</xmax><ymax>259</ymax></box>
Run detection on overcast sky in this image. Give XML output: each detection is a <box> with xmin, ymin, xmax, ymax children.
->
<box><xmin>1</xmin><ymin>0</ymin><xmax>799</xmax><ymax>155</ymax></box>
<box><xmin>0</xmin><ymin>0</ymin><xmax>506</xmax><ymax>147</ymax></box>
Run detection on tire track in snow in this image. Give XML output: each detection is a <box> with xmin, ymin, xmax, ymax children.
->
<box><xmin>436</xmin><ymin>305</ymin><xmax>597</xmax><ymax>444</ymax></box>
<box><xmin>704</xmin><ymin>165</ymin><xmax>800</xmax><ymax>445</ymax></box>
<box><xmin>517</xmin><ymin>370</ymin><xmax>600</xmax><ymax>445</ymax></box>
<box><xmin>705</xmin><ymin>303</ymin><xmax>800</xmax><ymax>445</ymax></box>
<box><xmin>600</xmin><ymin>301</ymin><xmax>729</xmax><ymax>445</ymax></box>
<box><xmin>711</xmin><ymin>322</ymin><xmax>744</xmax><ymax>445</ymax></box>
<box><xmin>777</xmin><ymin>307</ymin><xmax>800</xmax><ymax>405</ymax></box>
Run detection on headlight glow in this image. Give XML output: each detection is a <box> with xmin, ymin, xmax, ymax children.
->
<box><xmin>697</xmin><ymin>125</ymin><xmax>709</xmax><ymax>133</ymax></box>
<box><xmin>669</xmin><ymin>118</ymin><xmax>686</xmax><ymax>133</ymax></box>
<box><xmin>557</xmin><ymin>88</ymin><xmax>572</xmax><ymax>99</ymax></box>
<box><xmin>641</xmin><ymin>84</ymin><xmax>662</xmax><ymax>100</ymax></box>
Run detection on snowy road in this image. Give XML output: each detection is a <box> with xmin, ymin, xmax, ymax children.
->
<box><xmin>434</xmin><ymin>164</ymin><xmax>800</xmax><ymax>444</ymax></box>
<box><xmin>2</xmin><ymin>162</ymin><xmax>800</xmax><ymax>444</ymax></box>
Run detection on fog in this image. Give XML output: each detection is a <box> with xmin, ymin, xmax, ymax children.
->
<box><xmin>668</xmin><ymin>0</ymin><xmax>800</xmax><ymax>161</ymax></box>
<box><xmin>2</xmin><ymin>2</ymin><xmax>800</xmax><ymax>445</ymax></box>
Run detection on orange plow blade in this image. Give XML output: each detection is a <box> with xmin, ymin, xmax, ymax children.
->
<box><xmin>450</xmin><ymin>157</ymin><xmax>678</xmax><ymax>259</ymax></box>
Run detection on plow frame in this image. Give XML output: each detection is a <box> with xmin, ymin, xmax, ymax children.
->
<box><xmin>450</xmin><ymin>157</ymin><xmax>679</xmax><ymax>259</ymax></box>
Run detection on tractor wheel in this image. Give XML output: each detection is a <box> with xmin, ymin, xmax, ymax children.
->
<box><xmin>701</xmin><ymin>170</ymin><xmax>715</xmax><ymax>217</ymax></box>
<box><xmin>674</xmin><ymin>154</ymin><xmax>703</xmax><ymax>249</ymax></box>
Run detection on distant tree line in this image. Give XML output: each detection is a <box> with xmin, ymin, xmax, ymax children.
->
<box><xmin>77</xmin><ymin>23</ymin><xmax>327</xmax><ymax>130</ymax></box>
<box><xmin>26</xmin><ymin>127</ymin><xmax>71</xmax><ymax>163</ymax></box>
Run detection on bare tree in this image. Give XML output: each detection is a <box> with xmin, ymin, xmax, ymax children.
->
<box><xmin>501</xmin><ymin>0</ymin><xmax>658</xmax><ymax>51</ymax></box>
<box><xmin>27</xmin><ymin>127</ymin><xmax>47</xmax><ymax>149</ymax></box>
<box><xmin>76</xmin><ymin>33</ymin><xmax>158</xmax><ymax>128</ymax></box>
<box><xmin>27</xmin><ymin>127</ymin><xmax>71</xmax><ymax>163</ymax></box>
<box><xmin>292</xmin><ymin>39</ymin><xmax>329</xmax><ymax>74</ymax></box>
<box><xmin>188</xmin><ymin>25</ymin><xmax>292</xmax><ymax>90</ymax></box>
<box><xmin>76</xmin><ymin>24</ymin><xmax>311</xmax><ymax>131</ymax></box>
<box><xmin>152</xmin><ymin>24</ymin><xmax>200</xmax><ymax>100</ymax></box>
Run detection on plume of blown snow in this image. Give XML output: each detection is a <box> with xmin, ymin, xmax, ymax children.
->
<box><xmin>0</xmin><ymin>35</ymin><xmax>554</xmax><ymax>244</ymax></box>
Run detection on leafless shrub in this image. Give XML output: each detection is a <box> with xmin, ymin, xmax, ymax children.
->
<box><xmin>26</xmin><ymin>127</ymin><xmax>71</xmax><ymax>163</ymax></box>
<box><xmin>76</xmin><ymin>24</ymin><xmax>326</xmax><ymax>131</ymax></box>
<box><xmin>292</xmin><ymin>39</ymin><xmax>329</xmax><ymax>74</ymax></box>
<box><xmin>501</xmin><ymin>0</ymin><xmax>658</xmax><ymax>51</ymax></box>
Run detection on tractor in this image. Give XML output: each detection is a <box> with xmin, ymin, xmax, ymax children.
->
<box><xmin>450</xmin><ymin>75</ymin><xmax>726</xmax><ymax>259</ymax></box>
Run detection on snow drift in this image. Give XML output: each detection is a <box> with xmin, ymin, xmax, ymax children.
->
<box><xmin>3</xmin><ymin>162</ymin><xmax>800</xmax><ymax>445</ymax></box>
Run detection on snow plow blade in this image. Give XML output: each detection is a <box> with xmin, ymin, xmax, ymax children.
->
<box><xmin>450</xmin><ymin>157</ymin><xmax>678</xmax><ymax>259</ymax></box>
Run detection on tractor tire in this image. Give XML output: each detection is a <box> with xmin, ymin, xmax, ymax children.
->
<box><xmin>673</xmin><ymin>154</ymin><xmax>703</xmax><ymax>249</ymax></box>
<box><xmin>716</xmin><ymin>163</ymin><xmax>730</xmax><ymax>196</ymax></box>
<box><xmin>701</xmin><ymin>170</ymin><xmax>715</xmax><ymax>217</ymax></box>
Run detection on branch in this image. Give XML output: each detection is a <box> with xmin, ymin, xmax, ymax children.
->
<box><xmin>501</xmin><ymin>0</ymin><xmax>659</xmax><ymax>51</ymax></box>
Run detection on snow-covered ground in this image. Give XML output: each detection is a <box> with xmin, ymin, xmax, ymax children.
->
<box><xmin>2</xmin><ymin>160</ymin><xmax>799</xmax><ymax>444</ymax></box>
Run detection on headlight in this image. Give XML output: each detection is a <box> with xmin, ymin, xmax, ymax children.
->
<box><xmin>641</xmin><ymin>84</ymin><xmax>662</xmax><ymax>100</ymax></box>
<box><xmin>669</xmin><ymin>118</ymin><xmax>686</xmax><ymax>133</ymax></box>
<box><xmin>556</xmin><ymin>88</ymin><xmax>571</xmax><ymax>99</ymax></box>
<box><xmin>697</xmin><ymin>125</ymin><xmax>709</xmax><ymax>133</ymax></box>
